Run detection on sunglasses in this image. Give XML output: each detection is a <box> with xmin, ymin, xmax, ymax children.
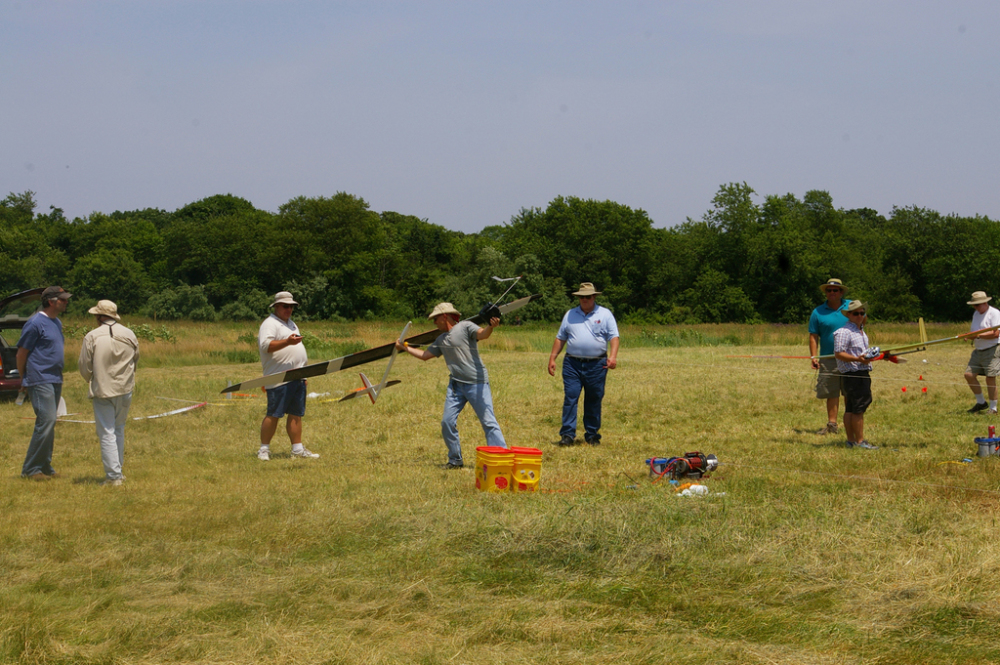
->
<box><xmin>826</xmin><ymin>288</ymin><xmax>842</xmax><ymax>293</ymax></box>
<box><xmin>849</xmin><ymin>310</ymin><xmax>866</xmax><ymax>316</ymax></box>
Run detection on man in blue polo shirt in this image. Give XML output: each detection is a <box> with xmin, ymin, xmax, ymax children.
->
<box><xmin>17</xmin><ymin>285</ymin><xmax>71</xmax><ymax>480</ymax></box>
<box><xmin>548</xmin><ymin>282</ymin><xmax>619</xmax><ymax>446</ymax></box>
<box><xmin>808</xmin><ymin>279</ymin><xmax>852</xmax><ymax>435</ymax></box>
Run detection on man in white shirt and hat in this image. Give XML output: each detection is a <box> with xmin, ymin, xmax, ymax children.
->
<box><xmin>257</xmin><ymin>291</ymin><xmax>318</xmax><ymax>461</ymax></box>
<box><xmin>963</xmin><ymin>291</ymin><xmax>1000</xmax><ymax>415</ymax></box>
<box><xmin>833</xmin><ymin>300</ymin><xmax>876</xmax><ymax>449</ymax></box>
<box><xmin>78</xmin><ymin>300</ymin><xmax>139</xmax><ymax>486</ymax></box>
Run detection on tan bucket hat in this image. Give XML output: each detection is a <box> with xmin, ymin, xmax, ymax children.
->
<box><xmin>968</xmin><ymin>291</ymin><xmax>992</xmax><ymax>305</ymax></box>
<box><xmin>269</xmin><ymin>291</ymin><xmax>299</xmax><ymax>308</ymax></box>
<box><xmin>428</xmin><ymin>302</ymin><xmax>461</xmax><ymax>320</ymax></box>
<box><xmin>87</xmin><ymin>299</ymin><xmax>121</xmax><ymax>320</ymax></box>
<box><xmin>844</xmin><ymin>300</ymin><xmax>866</xmax><ymax>314</ymax></box>
<box><xmin>572</xmin><ymin>282</ymin><xmax>602</xmax><ymax>297</ymax></box>
<box><xmin>820</xmin><ymin>278</ymin><xmax>847</xmax><ymax>294</ymax></box>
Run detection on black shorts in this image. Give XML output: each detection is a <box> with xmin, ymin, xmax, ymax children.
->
<box><xmin>841</xmin><ymin>370</ymin><xmax>872</xmax><ymax>415</ymax></box>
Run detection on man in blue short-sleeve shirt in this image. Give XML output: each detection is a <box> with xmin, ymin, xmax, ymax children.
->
<box><xmin>548</xmin><ymin>282</ymin><xmax>619</xmax><ymax>446</ymax></box>
<box><xmin>809</xmin><ymin>279</ymin><xmax>852</xmax><ymax>436</ymax></box>
<box><xmin>17</xmin><ymin>286</ymin><xmax>71</xmax><ymax>480</ymax></box>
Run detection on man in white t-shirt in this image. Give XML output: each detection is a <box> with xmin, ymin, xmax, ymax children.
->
<box><xmin>964</xmin><ymin>291</ymin><xmax>1000</xmax><ymax>415</ymax></box>
<box><xmin>256</xmin><ymin>291</ymin><xmax>318</xmax><ymax>460</ymax></box>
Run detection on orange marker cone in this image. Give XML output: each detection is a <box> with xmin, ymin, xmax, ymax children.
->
<box><xmin>922</xmin><ymin>387</ymin><xmax>928</xmax><ymax>393</ymax></box>
<box><xmin>918</xmin><ymin>375</ymin><xmax>923</xmax><ymax>380</ymax></box>
<box><xmin>901</xmin><ymin>387</ymin><xmax>907</xmax><ymax>392</ymax></box>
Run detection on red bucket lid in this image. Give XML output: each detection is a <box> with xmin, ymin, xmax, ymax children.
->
<box><xmin>476</xmin><ymin>446</ymin><xmax>512</xmax><ymax>454</ymax></box>
<box><xmin>509</xmin><ymin>446</ymin><xmax>542</xmax><ymax>456</ymax></box>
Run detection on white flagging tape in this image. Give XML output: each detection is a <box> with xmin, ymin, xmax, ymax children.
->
<box><xmin>55</xmin><ymin>402</ymin><xmax>207</xmax><ymax>424</ymax></box>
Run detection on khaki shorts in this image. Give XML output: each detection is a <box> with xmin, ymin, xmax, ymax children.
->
<box><xmin>966</xmin><ymin>345</ymin><xmax>1000</xmax><ymax>377</ymax></box>
<box><xmin>815</xmin><ymin>357</ymin><xmax>842</xmax><ymax>399</ymax></box>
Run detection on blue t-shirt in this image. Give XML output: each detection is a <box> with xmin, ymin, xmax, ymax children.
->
<box><xmin>557</xmin><ymin>304</ymin><xmax>619</xmax><ymax>358</ymax></box>
<box><xmin>17</xmin><ymin>312</ymin><xmax>65</xmax><ymax>387</ymax></box>
<box><xmin>808</xmin><ymin>299</ymin><xmax>852</xmax><ymax>356</ymax></box>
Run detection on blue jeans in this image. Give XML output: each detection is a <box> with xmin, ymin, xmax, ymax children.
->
<box><xmin>23</xmin><ymin>382</ymin><xmax>61</xmax><ymax>477</ymax></box>
<box><xmin>560</xmin><ymin>357</ymin><xmax>607</xmax><ymax>442</ymax></box>
<box><xmin>442</xmin><ymin>379</ymin><xmax>506</xmax><ymax>465</ymax></box>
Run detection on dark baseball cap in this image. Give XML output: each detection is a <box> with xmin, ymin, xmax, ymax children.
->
<box><xmin>41</xmin><ymin>286</ymin><xmax>72</xmax><ymax>300</ymax></box>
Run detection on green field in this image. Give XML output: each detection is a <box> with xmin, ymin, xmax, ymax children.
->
<box><xmin>3</xmin><ymin>320</ymin><xmax>999</xmax><ymax>664</ymax></box>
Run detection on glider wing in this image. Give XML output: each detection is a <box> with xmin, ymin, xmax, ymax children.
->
<box><xmin>221</xmin><ymin>294</ymin><xmax>541</xmax><ymax>393</ymax></box>
<box><xmin>881</xmin><ymin>324</ymin><xmax>1000</xmax><ymax>356</ymax></box>
<box><xmin>729</xmin><ymin>318</ymin><xmax>999</xmax><ymax>364</ymax></box>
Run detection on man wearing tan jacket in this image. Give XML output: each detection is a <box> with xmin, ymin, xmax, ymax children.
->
<box><xmin>79</xmin><ymin>300</ymin><xmax>139</xmax><ymax>486</ymax></box>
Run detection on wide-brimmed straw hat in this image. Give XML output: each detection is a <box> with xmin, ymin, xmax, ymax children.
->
<box><xmin>820</xmin><ymin>279</ymin><xmax>847</xmax><ymax>294</ymax></box>
<box><xmin>88</xmin><ymin>299</ymin><xmax>121</xmax><ymax>320</ymax></box>
<box><xmin>428</xmin><ymin>302</ymin><xmax>461</xmax><ymax>320</ymax></box>
<box><xmin>572</xmin><ymin>282</ymin><xmax>602</xmax><ymax>297</ymax></box>
<box><xmin>968</xmin><ymin>291</ymin><xmax>993</xmax><ymax>305</ymax></box>
<box><xmin>269</xmin><ymin>291</ymin><xmax>299</xmax><ymax>308</ymax></box>
<box><xmin>844</xmin><ymin>300</ymin><xmax>866</xmax><ymax>314</ymax></box>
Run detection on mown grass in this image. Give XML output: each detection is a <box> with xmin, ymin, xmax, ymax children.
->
<box><xmin>2</xmin><ymin>319</ymin><xmax>998</xmax><ymax>664</ymax></box>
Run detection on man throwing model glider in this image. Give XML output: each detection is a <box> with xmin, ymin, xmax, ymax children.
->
<box><xmin>396</xmin><ymin>302</ymin><xmax>507</xmax><ymax>469</ymax></box>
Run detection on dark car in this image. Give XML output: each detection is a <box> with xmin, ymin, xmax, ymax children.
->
<box><xmin>0</xmin><ymin>287</ymin><xmax>44</xmax><ymax>399</ymax></box>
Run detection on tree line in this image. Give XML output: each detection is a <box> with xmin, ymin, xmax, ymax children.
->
<box><xmin>1</xmin><ymin>183</ymin><xmax>996</xmax><ymax>323</ymax></box>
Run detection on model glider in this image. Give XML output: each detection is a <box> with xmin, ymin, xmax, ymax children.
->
<box><xmin>339</xmin><ymin>321</ymin><xmax>411</xmax><ymax>404</ymax></box>
<box><xmin>221</xmin><ymin>293</ymin><xmax>541</xmax><ymax>393</ymax></box>
<box><xmin>730</xmin><ymin>318</ymin><xmax>1000</xmax><ymax>363</ymax></box>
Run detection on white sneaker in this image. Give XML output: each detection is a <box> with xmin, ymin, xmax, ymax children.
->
<box><xmin>101</xmin><ymin>478</ymin><xmax>123</xmax><ymax>487</ymax></box>
<box><xmin>257</xmin><ymin>448</ymin><xmax>270</xmax><ymax>461</ymax></box>
<box><xmin>291</xmin><ymin>447</ymin><xmax>319</xmax><ymax>459</ymax></box>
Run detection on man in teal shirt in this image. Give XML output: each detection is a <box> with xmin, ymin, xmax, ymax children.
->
<box><xmin>808</xmin><ymin>279</ymin><xmax>851</xmax><ymax>435</ymax></box>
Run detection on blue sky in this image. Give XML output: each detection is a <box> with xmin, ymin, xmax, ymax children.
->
<box><xmin>3</xmin><ymin>1</ymin><xmax>998</xmax><ymax>232</ymax></box>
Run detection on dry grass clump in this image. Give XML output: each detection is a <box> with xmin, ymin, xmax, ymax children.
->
<box><xmin>1</xmin><ymin>322</ymin><xmax>998</xmax><ymax>663</ymax></box>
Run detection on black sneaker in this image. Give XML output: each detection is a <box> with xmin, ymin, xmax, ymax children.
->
<box><xmin>585</xmin><ymin>437</ymin><xmax>601</xmax><ymax>446</ymax></box>
<box><xmin>969</xmin><ymin>402</ymin><xmax>990</xmax><ymax>414</ymax></box>
<box><xmin>558</xmin><ymin>435</ymin><xmax>575</xmax><ymax>446</ymax></box>
<box><xmin>444</xmin><ymin>462</ymin><xmax>464</xmax><ymax>470</ymax></box>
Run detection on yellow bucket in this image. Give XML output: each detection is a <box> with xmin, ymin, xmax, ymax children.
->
<box><xmin>475</xmin><ymin>446</ymin><xmax>513</xmax><ymax>492</ymax></box>
<box><xmin>510</xmin><ymin>447</ymin><xmax>543</xmax><ymax>492</ymax></box>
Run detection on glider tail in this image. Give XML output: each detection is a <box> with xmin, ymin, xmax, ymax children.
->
<box><xmin>360</xmin><ymin>372</ymin><xmax>377</xmax><ymax>404</ymax></box>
